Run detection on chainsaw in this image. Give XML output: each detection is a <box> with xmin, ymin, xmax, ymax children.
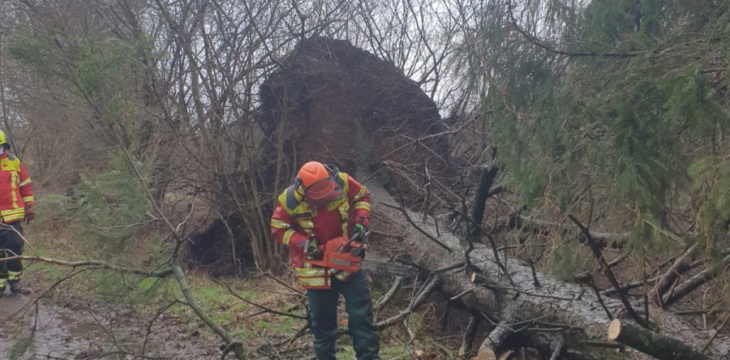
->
<box><xmin>304</xmin><ymin>232</ymin><xmax>417</xmax><ymax>278</ymax></box>
<box><xmin>305</xmin><ymin>232</ymin><xmax>367</xmax><ymax>273</ymax></box>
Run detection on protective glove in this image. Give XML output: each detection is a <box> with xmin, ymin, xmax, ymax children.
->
<box><xmin>352</xmin><ymin>224</ymin><xmax>367</xmax><ymax>258</ymax></box>
<box><xmin>306</xmin><ymin>238</ymin><xmax>322</xmax><ymax>259</ymax></box>
<box><xmin>25</xmin><ymin>205</ymin><xmax>35</xmax><ymax>225</ymax></box>
<box><xmin>354</xmin><ymin>223</ymin><xmax>367</xmax><ymax>238</ymax></box>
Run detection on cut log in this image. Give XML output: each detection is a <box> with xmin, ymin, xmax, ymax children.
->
<box><xmin>607</xmin><ymin>319</ymin><xmax>711</xmax><ymax>360</ymax></box>
<box><xmin>472</xmin><ymin>347</ymin><xmax>496</xmax><ymax>360</ymax></box>
<box><xmin>497</xmin><ymin>350</ymin><xmax>514</xmax><ymax>360</ymax></box>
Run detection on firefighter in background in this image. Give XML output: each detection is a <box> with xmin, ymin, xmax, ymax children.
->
<box><xmin>271</xmin><ymin>161</ymin><xmax>381</xmax><ymax>360</ymax></box>
<box><xmin>0</xmin><ymin>129</ymin><xmax>34</xmax><ymax>298</ymax></box>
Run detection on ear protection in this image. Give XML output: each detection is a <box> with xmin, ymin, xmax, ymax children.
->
<box><xmin>324</xmin><ymin>164</ymin><xmax>339</xmax><ymax>177</ymax></box>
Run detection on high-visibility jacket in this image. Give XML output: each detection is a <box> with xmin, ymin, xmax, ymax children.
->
<box><xmin>271</xmin><ymin>171</ymin><xmax>370</xmax><ymax>289</ymax></box>
<box><xmin>0</xmin><ymin>152</ymin><xmax>34</xmax><ymax>223</ymax></box>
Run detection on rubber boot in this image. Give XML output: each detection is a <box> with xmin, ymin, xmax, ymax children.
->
<box><xmin>9</xmin><ymin>280</ymin><xmax>21</xmax><ymax>295</ymax></box>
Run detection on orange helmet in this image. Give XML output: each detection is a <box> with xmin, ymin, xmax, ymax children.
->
<box><xmin>298</xmin><ymin>161</ymin><xmax>336</xmax><ymax>200</ymax></box>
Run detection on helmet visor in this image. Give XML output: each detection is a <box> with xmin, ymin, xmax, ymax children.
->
<box><xmin>305</xmin><ymin>178</ymin><xmax>338</xmax><ymax>200</ymax></box>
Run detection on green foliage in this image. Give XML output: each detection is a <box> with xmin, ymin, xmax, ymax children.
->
<box><xmin>548</xmin><ymin>238</ymin><xmax>585</xmax><ymax>282</ymax></box>
<box><xmin>475</xmin><ymin>0</ymin><xmax>730</xmax><ymax>252</ymax></box>
<box><xmin>66</xmin><ymin>150</ymin><xmax>153</xmax><ymax>258</ymax></box>
<box><xmin>689</xmin><ymin>156</ymin><xmax>730</xmax><ymax>250</ymax></box>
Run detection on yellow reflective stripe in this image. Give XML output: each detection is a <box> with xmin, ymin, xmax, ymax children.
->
<box><xmin>271</xmin><ymin>219</ymin><xmax>290</xmax><ymax>229</ymax></box>
<box><xmin>8</xmin><ymin>271</ymin><xmax>21</xmax><ymax>281</ymax></box>
<box><xmin>354</xmin><ymin>201</ymin><xmax>370</xmax><ymax>211</ymax></box>
<box><xmin>10</xmin><ymin>172</ymin><xmax>18</xmax><ymax>209</ymax></box>
<box><xmin>1</xmin><ymin>208</ymin><xmax>25</xmax><ymax>222</ymax></box>
<box><xmin>3</xmin><ymin>215</ymin><xmax>24</xmax><ymax>222</ymax></box>
<box><xmin>282</xmin><ymin>229</ymin><xmax>297</xmax><ymax>246</ymax></box>
<box><xmin>337</xmin><ymin>201</ymin><xmax>350</xmax><ymax>236</ymax></box>
<box><xmin>22</xmin><ymin>196</ymin><xmax>34</xmax><ymax>203</ymax></box>
<box><xmin>296</xmin><ymin>268</ymin><xmax>327</xmax><ymax>276</ymax></box>
<box><xmin>334</xmin><ymin>271</ymin><xmax>352</xmax><ymax>280</ymax></box>
<box><xmin>0</xmin><ymin>278</ymin><xmax>6</xmax><ymax>287</ymax></box>
<box><xmin>353</xmin><ymin>186</ymin><xmax>367</xmax><ymax>201</ymax></box>
<box><xmin>19</xmin><ymin>179</ymin><xmax>31</xmax><ymax>186</ymax></box>
<box><xmin>298</xmin><ymin>220</ymin><xmax>314</xmax><ymax>228</ymax></box>
<box><xmin>299</xmin><ymin>278</ymin><xmax>326</xmax><ymax>287</ymax></box>
<box><xmin>295</xmin><ymin>266</ymin><xmax>328</xmax><ymax>287</ymax></box>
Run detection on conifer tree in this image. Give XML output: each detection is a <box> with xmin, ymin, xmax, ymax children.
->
<box><xmin>460</xmin><ymin>0</ymin><xmax>729</xmax><ymax>258</ymax></box>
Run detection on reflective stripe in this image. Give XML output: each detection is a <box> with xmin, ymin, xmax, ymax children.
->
<box><xmin>353</xmin><ymin>186</ymin><xmax>367</xmax><ymax>201</ymax></box>
<box><xmin>354</xmin><ymin>201</ymin><xmax>370</xmax><ymax>211</ymax></box>
<box><xmin>299</xmin><ymin>277</ymin><xmax>327</xmax><ymax>287</ymax></box>
<box><xmin>334</xmin><ymin>271</ymin><xmax>352</xmax><ymax>281</ymax></box>
<box><xmin>22</xmin><ymin>196</ymin><xmax>34</xmax><ymax>203</ymax></box>
<box><xmin>295</xmin><ymin>267</ymin><xmax>327</xmax><ymax>276</ymax></box>
<box><xmin>8</xmin><ymin>271</ymin><xmax>21</xmax><ymax>281</ymax></box>
<box><xmin>282</xmin><ymin>229</ymin><xmax>297</xmax><ymax>246</ymax></box>
<box><xmin>338</xmin><ymin>201</ymin><xmax>350</xmax><ymax>236</ymax></box>
<box><xmin>296</xmin><ymin>266</ymin><xmax>329</xmax><ymax>288</ymax></box>
<box><xmin>10</xmin><ymin>172</ymin><xmax>18</xmax><ymax>209</ymax></box>
<box><xmin>271</xmin><ymin>219</ymin><xmax>290</xmax><ymax>229</ymax></box>
<box><xmin>298</xmin><ymin>220</ymin><xmax>314</xmax><ymax>229</ymax></box>
<box><xmin>19</xmin><ymin>179</ymin><xmax>31</xmax><ymax>186</ymax></box>
<box><xmin>0</xmin><ymin>278</ymin><xmax>6</xmax><ymax>287</ymax></box>
<box><xmin>1</xmin><ymin>208</ymin><xmax>25</xmax><ymax>222</ymax></box>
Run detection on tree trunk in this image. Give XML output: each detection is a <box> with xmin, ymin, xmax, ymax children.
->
<box><xmin>366</xmin><ymin>179</ymin><xmax>730</xmax><ymax>360</ymax></box>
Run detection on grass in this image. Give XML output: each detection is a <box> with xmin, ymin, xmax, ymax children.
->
<box><xmin>16</xmin><ymin>206</ymin><xmax>464</xmax><ymax>360</ymax></box>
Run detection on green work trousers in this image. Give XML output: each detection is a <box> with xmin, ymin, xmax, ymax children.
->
<box><xmin>306</xmin><ymin>270</ymin><xmax>381</xmax><ymax>360</ymax></box>
<box><xmin>0</xmin><ymin>221</ymin><xmax>24</xmax><ymax>289</ymax></box>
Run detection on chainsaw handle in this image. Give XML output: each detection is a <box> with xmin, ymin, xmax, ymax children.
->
<box><xmin>349</xmin><ymin>231</ymin><xmax>370</xmax><ymax>257</ymax></box>
<box><xmin>338</xmin><ymin>231</ymin><xmax>369</xmax><ymax>253</ymax></box>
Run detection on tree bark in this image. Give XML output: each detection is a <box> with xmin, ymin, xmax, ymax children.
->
<box><xmin>366</xmin><ymin>179</ymin><xmax>730</xmax><ymax>360</ymax></box>
<box><xmin>663</xmin><ymin>253</ymin><xmax>730</xmax><ymax>307</ymax></box>
<box><xmin>652</xmin><ymin>243</ymin><xmax>697</xmax><ymax>306</ymax></box>
<box><xmin>608</xmin><ymin>319</ymin><xmax>711</xmax><ymax>360</ymax></box>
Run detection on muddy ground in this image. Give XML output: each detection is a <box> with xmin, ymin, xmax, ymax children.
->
<box><xmin>0</xmin><ymin>285</ymin><xmax>223</xmax><ymax>360</ymax></box>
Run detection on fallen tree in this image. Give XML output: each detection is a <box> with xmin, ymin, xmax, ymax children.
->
<box><xmin>364</xmin><ymin>179</ymin><xmax>730</xmax><ymax>360</ymax></box>
<box><xmin>250</xmin><ymin>36</ymin><xmax>730</xmax><ymax>359</ymax></box>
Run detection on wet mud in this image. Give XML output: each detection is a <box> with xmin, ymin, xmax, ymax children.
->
<box><xmin>0</xmin><ymin>291</ymin><xmax>222</xmax><ymax>359</ymax></box>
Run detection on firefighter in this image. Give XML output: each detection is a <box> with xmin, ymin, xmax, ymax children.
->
<box><xmin>271</xmin><ymin>161</ymin><xmax>381</xmax><ymax>360</ymax></box>
<box><xmin>0</xmin><ymin>129</ymin><xmax>34</xmax><ymax>298</ymax></box>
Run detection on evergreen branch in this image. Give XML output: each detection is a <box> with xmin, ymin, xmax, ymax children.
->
<box><xmin>509</xmin><ymin>213</ymin><xmax>631</xmax><ymax>248</ymax></box>
<box><xmin>568</xmin><ymin>214</ymin><xmax>649</xmax><ymax>329</ymax></box>
<box><xmin>506</xmin><ymin>0</ymin><xmax>639</xmax><ymax>59</ymax></box>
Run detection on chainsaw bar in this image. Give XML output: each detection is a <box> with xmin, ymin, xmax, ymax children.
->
<box><xmin>360</xmin><ymin>254</ymin><xmax>418</xmax><ymax>278</ymax></box>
